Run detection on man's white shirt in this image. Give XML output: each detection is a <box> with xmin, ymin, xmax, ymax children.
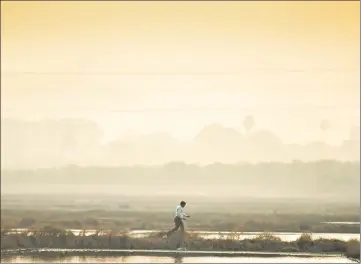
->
<box><xmin>175</xmin><ymin>205</ymin><xmax>187</xmax><ymax>219</ymax></box>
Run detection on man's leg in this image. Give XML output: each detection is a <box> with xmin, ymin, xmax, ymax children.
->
<box><xmin>179</xmin><ymin>219</ymin><xmax>185</xmax><ymax>248</ymax></box>
<box><xmin>167</xmin><ymin>217</ymin><xmax>181</xmax><ymax>236</ymax></box>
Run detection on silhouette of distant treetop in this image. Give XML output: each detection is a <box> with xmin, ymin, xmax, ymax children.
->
<box><xmin>320</xmin><ymin>119</ymin><xmax>331</xmax><ymax>132</ymax></box>
<box><xmin>243</xmin><ymin>116</ymin><xmax>255</xmax><ymax>133</ymax></box>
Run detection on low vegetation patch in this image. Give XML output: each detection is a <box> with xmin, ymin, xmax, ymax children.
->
<box><xmin>1</xmin><ymin>228</ymin><xmax>359</xmax><ymax>259</ymax></box>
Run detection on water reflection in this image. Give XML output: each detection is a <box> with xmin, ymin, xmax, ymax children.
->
<box><xmin>174</xmin><ymin>256</ymin><xmax>183</xmax><ymax>264</ymax></box>
<box><xmin>1</xmin><ymin>256</ymin><xmax>356</xmax><ymax>263</ymax></box>
<box><xmin>322</xmin><ymin>222</ymin><xmax>360</xmax><ymax>225</ymax></box>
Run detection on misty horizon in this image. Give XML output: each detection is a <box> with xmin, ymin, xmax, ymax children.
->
<box><xmin>1</xmin><ymin>117</ymin><xmax>359</xmax><ymax>169</ymax></box>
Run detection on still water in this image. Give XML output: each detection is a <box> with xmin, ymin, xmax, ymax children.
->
<box><xmin>1</xmin><ymin>256</ymin><xmax>357</xmax><ymax>263</ymax></box>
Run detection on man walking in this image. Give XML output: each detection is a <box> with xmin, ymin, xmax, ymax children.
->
<box><xmin>166</xmin><ymin>201</ymin><xmax>190</xmax><ymax>249</ymax></box>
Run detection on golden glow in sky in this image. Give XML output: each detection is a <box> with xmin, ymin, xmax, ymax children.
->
<box><xmin>1</xmin><ymin>1</ymin><xmax>360</xmax><ymax>144</ymax></box>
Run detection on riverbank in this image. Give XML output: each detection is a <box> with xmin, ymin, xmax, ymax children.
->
<box><xmin>1</xmin><ymin>230</ymin><xmax>359</xmax><ymax>260</ymax></box>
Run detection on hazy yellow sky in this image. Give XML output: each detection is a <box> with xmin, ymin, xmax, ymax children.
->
<box><xmin>1</xmin><ymin>1</ymin><xmax>360</xmax><ymax>144</ymax></box>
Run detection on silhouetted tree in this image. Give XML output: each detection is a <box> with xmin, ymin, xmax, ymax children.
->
<box><xmin>320</xmin><ymin>119</ymin><xmax>330</xmax><ymax>132</ymax></box>
<box><xmin>320</xmin><ymin>119</ymin><xmax>331</xmax><ymax>143</ymax></box>
<box><xmin>243</xmin><ymin>115</ymin><xmax>255</xmax><ymax>134</ymax></box>
<box><xmin>350</xmin><ymin>126</ymin><xmax>360</xmax><ymax>142</ymax></box>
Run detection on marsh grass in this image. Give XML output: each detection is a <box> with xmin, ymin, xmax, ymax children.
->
<box><xmin>1</xmin><ymin>227</ymin><xmax>359</xmax><ymax>259</ymax></box>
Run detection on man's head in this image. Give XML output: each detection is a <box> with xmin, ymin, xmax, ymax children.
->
<box><xmin>180</xmin><ymin>201</ymin><xmax>186</xmax><ymax>208</ymax></box>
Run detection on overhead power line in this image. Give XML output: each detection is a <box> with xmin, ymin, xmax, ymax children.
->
<box><xmin>1</xmin><ymin>68</ymin><xmax>358</xmax><ymax>76</ymax></box>
<box><xmin>3</xmin><ymin>105</ymin><xmax>360</xmax><ymax>114</ymax></box>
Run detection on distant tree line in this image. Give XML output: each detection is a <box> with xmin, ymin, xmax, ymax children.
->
<box><xmin>2</xmin><ymin>160</ymin><xmax>359</xmax><ymax>200</ymax></box>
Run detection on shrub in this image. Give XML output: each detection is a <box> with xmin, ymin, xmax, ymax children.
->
<box><xmin>296</xmin><ymin>232</ymin><xmax>313</xmax><ymax>250</ymax></box>
<box><xmin>254</xmin><ymin>232</ymin><xmax>282</xmax><ymax>241</ymax></box>
<box><xmin>18</xmin><ymin>218</ymin><xmax>36</xmax><ymax>228</ymax></box>
<box><xmin>346</xmin><ymin>239</ymin><xmax>360</xmax><ymax>259</ymax></box>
